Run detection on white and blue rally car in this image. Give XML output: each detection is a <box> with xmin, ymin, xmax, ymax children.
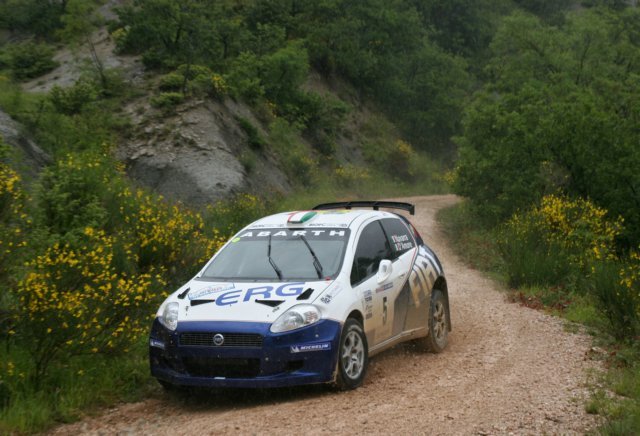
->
<box><xmin>150</xmin><ymin>201</ymin><xmax>451</xmax><ymax>390</ymax></box>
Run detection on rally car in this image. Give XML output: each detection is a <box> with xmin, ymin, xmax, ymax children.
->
<box><xmin>149</xmin><ymin>201</ymin><xmax>451</xmax><ymax>390</ymax></box>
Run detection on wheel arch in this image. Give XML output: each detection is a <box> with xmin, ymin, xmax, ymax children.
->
<box><xmin>433</xmin><ymin>276</ymin><xmax>452</xmax><ymax>332</ymax></box>
<box><xmin>346</xmin><ymin>309</ymin><xmax>364</xmax><ymax>326</ymax></box>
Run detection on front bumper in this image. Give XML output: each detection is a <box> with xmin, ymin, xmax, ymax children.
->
<box><xmin>149</xmin><ymin>318</ymin><xmax>342</xmax><ymax>388</ymax></box>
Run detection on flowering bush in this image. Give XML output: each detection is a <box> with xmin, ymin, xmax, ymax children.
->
<box><xmin>334</xmin><ymin>164</ymin><xmax>371</xmax><ymax>189</ymax></box>
<box><xmin>501</xmin><ymin>194</ymin><xmax>623</xmax><ymax>287</ymax></box>
<box><xmin>15</xmin><ymin>227</ymin><xmax>167</xmax><ymax>380</ymax></box>
<box><xmin>205</xmin><ymin>193</ymin><xmax>271</xmax><ymax>235</ymax></box>
<box><xmin>591</xmin><ymin>250</ymin><xmax>640</xmax><ymax>340</ymax></box>
<box><xmin>0</xmin><ymin>161</ymin><xmax>28</xmax><ymax>284</ymax></box>
<box><xmin>5</xmin><ymin>151</ymin><xmax>229</xmax><ymax>383</ymax></box>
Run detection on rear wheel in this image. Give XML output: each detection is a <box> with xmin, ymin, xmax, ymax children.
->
<box><xmin>415</xmin><ymin>289</ymin><xmax>448</xmax><ymax>353</ymax></box>
<box><xmin>334</xmin><ymin>318</ymin><xmax>368</xmax><ymax>390</ymax></box>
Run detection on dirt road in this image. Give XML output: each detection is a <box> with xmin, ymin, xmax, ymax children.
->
<box><xmin>52</xmin><ymin>195</ymin><xmax>601</xmax><ymax>435</ymax></box>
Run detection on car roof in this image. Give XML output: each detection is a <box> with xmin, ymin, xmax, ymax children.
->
<box><xmin>246</xmin><ymin>209</ymin><xmax>404</xmax><ymax>230</ymax></box>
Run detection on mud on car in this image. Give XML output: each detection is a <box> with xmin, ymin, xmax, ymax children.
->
<box><xmin>150</xmin><ymin>201</ymin><xmax>451</xmax><ymax>390</ymax></box>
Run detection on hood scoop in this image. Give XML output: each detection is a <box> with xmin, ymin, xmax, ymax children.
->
<box><xmin>190</xmin><ymin>299</ymin><xmax>215</xmax><ymax>306</ymax></box>
<box><xmin>177</xmin><ymin>287</ymin><xmax>190</xmax><ymax>299</ymax></box>
<box><xmin>255</xmin><ymin>299</ymin><xmax>285</xmax><ymax>308</ymax></box>
<box><xmin>296</xmin><ymin>288</ymin><xmax>314</xmax><ymax>300</ymax></box>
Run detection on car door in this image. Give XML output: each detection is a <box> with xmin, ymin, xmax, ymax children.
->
<box><xmin>380</xmin><ymin>218</ymin><xmax>419</xmax><ymax>334</ymax></box>
<box><xmin>350</xmin><ymin>220</ymin><xmax>406</xmax><ymax>347</ymax></box>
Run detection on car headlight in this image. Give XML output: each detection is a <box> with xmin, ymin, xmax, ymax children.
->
<box><xmin>270</xmin><ymin>304</ymin><xmax>321</xmax><ymax>333</ymax></box>
<box><xmin>160</xmin><ymin>302</ymin><xmax>179</xmax><ymax>331</ymax></box>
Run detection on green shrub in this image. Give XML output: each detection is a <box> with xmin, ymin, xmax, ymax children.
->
<box><xmin>49</xmin><ymin>81</ymin><xmax>98</xmax><ymax>115</ymax></box>
<box><xmin>269</xmin><ymin>119</ymin><xmax>317</xmax><ymax>186</ymax></box>
<box><xmin>500</xmin><ymin>194</ymin><xmax>623</xmax><ymax>288</ymax></box>
<box><xmin>236</xmin><ymin>117</ymin><xmax>265</xmax><ymax>150</ymax></box>
<box><xmin>205</xmin><ymin>193</ymin><xmax>272</xmax><ymax>235</ymax></box>
<box><xmin>293</xmin><ymin>92</ymin><xmax>349</xmax><ymax>156</ymax></box>
<box><xmin>150</xmin><ymin>91</ymin><xmax>184</xmax><ymax>109</ymax></box>
<box><xmin>225</xmin><ymin>52</ymin><xmax>265</xmax><ymax>103</ymax></box>
<box><xmin>158</xmin><ymin>72</ymin><xmax>184</xmax><ymax>92</ymax></box>
<box><xmin>500</xmin><ymin>225</ymin><xmax>574</xmax><ymax>288</ymax></box>
<box><xmin>1</xmin><ymin>41</ymin><xmax>58</xmax><ymax>80</ymax></box>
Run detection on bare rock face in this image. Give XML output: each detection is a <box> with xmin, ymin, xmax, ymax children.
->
<box><xmin>120</xmin><ymin>98</ymin><xmax>290</xmax><ymax>206</ymax></box>
<box><xmin>0</xmin><ymin>109</ymin><xmax>52</xmax><ymax>178</ymax></box>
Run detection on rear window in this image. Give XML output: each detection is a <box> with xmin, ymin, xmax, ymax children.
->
<box><xmin>381</xmin><ymin>218</ymin><xmax>415</xmax><ymax>259</ymax></box>
<box><xmin>201</xmin><ymin>228</ymin><xmax>350</xmax><ymax>281</ymax></box>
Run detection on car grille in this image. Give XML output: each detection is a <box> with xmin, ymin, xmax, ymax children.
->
<box><xmin>179</xmin><ymin>332</ymin><xmax>263</xmax><ymax>348</ymax></box>
<box><xmin>182</xmin><ymin>357</ymin><xmax>261</xmax><ymax>378</ymax></box>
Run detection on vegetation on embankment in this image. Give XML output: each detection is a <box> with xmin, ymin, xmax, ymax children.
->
<box><xmin>443</xmin><ymin>5</ymin><xmax>640</xmax><ymax>433</ymax></box>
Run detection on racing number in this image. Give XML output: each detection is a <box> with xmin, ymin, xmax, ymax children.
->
<box><xmin>383</xmin><ymin>296</ymin><xmax>388</xmax><ymax>324</ymax></box>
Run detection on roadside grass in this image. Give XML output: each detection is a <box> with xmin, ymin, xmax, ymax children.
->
<box><xmin>0</xmin><ymin>338</ymin><xmax>157</xmax><ymax>434</ymax></box>
<box><xmin>437</xmin><ymin>200</ymin><xmax>640</xmax><ymax>434</ymax></box>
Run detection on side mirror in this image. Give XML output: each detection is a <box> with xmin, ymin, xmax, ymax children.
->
<box><xmin>376</xmin><ymin>259</ymin><xmax>392</xmax><ymax>283</ymax></box>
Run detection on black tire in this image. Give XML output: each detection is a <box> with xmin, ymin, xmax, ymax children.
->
<box><xmin>334</xmin><ymin>318</ymin><xmax>368</xmax><ymax>390</ymax></box>
<box><xmin>415</xmin><ymin>289</ymin><xmax>448</xmax><ymax>353</ymax></box>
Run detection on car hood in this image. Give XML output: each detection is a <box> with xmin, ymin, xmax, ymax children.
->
<box><xmin>173</xmin><ymin>280</ymin><xmax>333</xmax><ymax>324</ymax></box>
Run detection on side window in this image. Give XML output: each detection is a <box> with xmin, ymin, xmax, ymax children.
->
<box><xmin>350</xmin><ymin>221</ymin><xmax>391</xmax><ymax>285</ymax></box>
<box><xmin>381</xmin><ymin>218</ymin><xmax>415</xmax><ymax>259</ymax></box>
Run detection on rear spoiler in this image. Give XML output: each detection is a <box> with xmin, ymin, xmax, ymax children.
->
<box><xmin>313</xmin><ymin>201</ymin><xmax>415</xmax><ymax>215</ymax></box>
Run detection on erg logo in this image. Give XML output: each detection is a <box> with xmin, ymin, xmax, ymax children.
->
<box><xmin>215</xmin><ymin>282</ymin><xmax>306</xmax><ymax>306</ymax></box>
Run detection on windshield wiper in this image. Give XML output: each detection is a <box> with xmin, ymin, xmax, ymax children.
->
<box><xmin>299</xmin><ymin>235</ymin><xmax>324</xmax><ymax>279</ymax></box>
<box><xmin>267</xmin><ymin>233</ymin><xmax>283</xmax><ymax>280</ymax></box>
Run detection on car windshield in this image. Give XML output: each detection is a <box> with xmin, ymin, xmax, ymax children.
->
<box><xmin>200</xmin><ymin>228</ymin><xmax>350</xmax><ymax>281</ymax></box>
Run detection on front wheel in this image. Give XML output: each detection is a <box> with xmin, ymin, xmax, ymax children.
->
<box><xmin>415</xmin><ymin>289</ymin><xmax>448</xmax><ymax>353</ymax></box>
<box><xmin>334</xmin><ymin>318</ymin><xmax>368</xmax><ymax>390</ymax></box>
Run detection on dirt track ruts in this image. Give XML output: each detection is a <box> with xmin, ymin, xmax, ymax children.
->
<box><xmin>51</xmin><ymin>195</ymin><xmax>602</xmax><ymax>435</ymax></box>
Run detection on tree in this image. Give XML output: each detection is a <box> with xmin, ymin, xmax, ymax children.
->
<box><xmin>454</xmin><ymin>9</ymin><xmax>640</xmax><ymax>244</ymax></box>
<box><xmin>58</xmin><ymin>0</ymin><xmax>107</xmax><ymax>88</ymax></box>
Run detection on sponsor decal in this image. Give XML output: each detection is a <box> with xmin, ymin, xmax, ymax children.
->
<box><xmin>149</xmin><ymin>338</ymin><xmax>165</xmax><ymax>350</ymax></box>
<box><xmin>188</xmin><ymin>284</ymin><xmax>235</xmax><ymax>300</ymax></box>
<box><xmin>409</xmin><ymin>246</ymin><xmax>438</xmax><ymax>308</ymax></box>
<box><xmin>319</xmin><ymin>283</ymin><xmax>342</xmax><ymax>305</ymax></box>
<box><xmin>375</xmin><ymin>282</ymin><xmax>394</xmax><ymax>293</ymax></box>
<box><xmin>238</xmin><ymin>229</ymin><xmax>347</xmax><ymax>239</ymax></box>
<box><xmin>215</xmin><ymin>282</ymin><xmax>306</xmax><ymax>306</ymax></box>
<box><xmin>290</xmin><ymin>342</ymin><xmax>331</xmax><ymax>353</ymax></box>
<box><xmin>391</xmin><ymin>234</ymin><xmax>414</xmax><ymax>252</ymax></box>
<box><xmin>364</xmin><ymin>289</ymin><xmax>374</xmax><ymax>319</ymax></box>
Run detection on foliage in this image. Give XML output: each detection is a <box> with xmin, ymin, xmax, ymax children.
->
<box><xmin>114</xmin><ymin>0</ymin><xmax>472</xmax><ymax>154</ymax></box>
<box><xmin>591</xmin><ymin>255</ymin><xmax>640</xmax><ymax>340</ymax></box>
<box><xmin>15</xmin><ymin>228</ymin><xmax>167</xmax><ymax>382</ymax></box>
<box><xmin>0</xmin><ymin>149</ymin><xmax>29</xmax><ymax>287</ymax></box>
<box><xmin>500</xmin><ymin>194</ymin><xmax>623</xmax><ymax>288</ymax></box>
<box><xmin>268</xmin><ymin>119</ymin><xmax>317</xmax><ymax>187</ymax></box>
<box><xmin>333</xmin><ymin>164</ymin><xmax>371</xmax><ymax>190</ymax></box>
<box><xmin>0</xmin><ymin>41</ymin><xmax>58</xmax><ymax>80</ymax></box>
<box><xmin>49</xmin><ymin>81</ymin><xmax>99</xmax><ymax>115</ymax></box>
<box><xmin>454</xmin><ymin>9</ymin><xmax>640</xmax><ymax>245</ymax></box>
<box><xmin>0</xmin><ymin>0</ymin><xmax>68</xmax><ymax>39</ymax></box>
<box><xmin>236</xmin><ymin>117</ymin><xmax>266</xmax><ymax>150</ymax></box>
<box><xmin>294</xmin><ymin>92</ymin><xmax>349</xmax><ymax>156</ymax></box>
<box><xmin>204</xmin><ymin>193</ymin><xmax>272</xmax><ymax>236</ymax></box>
<box><xmin>1</xmin><ymin>150</ymin><xmax>228</xmax><ymax>395</ymax></box>
<box><xmin>150</xmin><ymin>91</ymin><xmax>184</xmax><ymax>109</ymax></box>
